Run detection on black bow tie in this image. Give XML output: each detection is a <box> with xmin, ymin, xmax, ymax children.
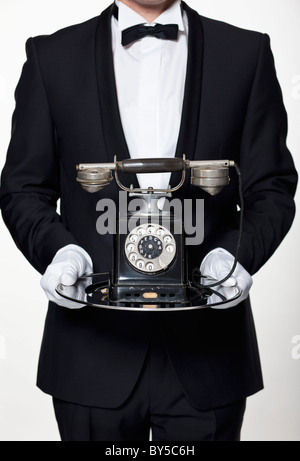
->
<box><xmin>122</xmin><ymin>23</ymin><xmax>179</xmax><ymax>46</ymax></box>
<box><xmin>112</xmin><ymin>4</ymin><xmax>179</xmax><ymax>47</ymax></box>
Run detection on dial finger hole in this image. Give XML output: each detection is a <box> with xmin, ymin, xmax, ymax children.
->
<box><xmin>126</xmin><ymin>243</ymin><xmax>135</xmax><ymax>252</ymax></box>
<box><xmin>136</xmin><ymin>259</ymin><xmax>145</xmax><ymax>269</ymax></box>
<box><xmin>163</xmin><ymin>235</ymin><xmax>172</xmax><ymax>244</ymax></box>
<box><xmin>129</xmin><ymin>253</ymin><xmax>138</xmax><ymax>262</ymax></box>
<box><xmin>146</xmin><ymin>262</ymin><xmax>155</xmax><ymax>271</ymax></box>
<box><xmin>129</xmin><ymin>234</ymin><xmax>138</xmax><ymax>243</ymax></box>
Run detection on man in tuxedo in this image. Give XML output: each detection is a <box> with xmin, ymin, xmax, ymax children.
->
<box><xmin>0</xmin><ymin>0</ymin><xmax>297</xmax><ymax>441</ymax></box>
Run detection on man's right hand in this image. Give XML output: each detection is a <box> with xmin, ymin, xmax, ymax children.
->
<box><xmin>40</xmin><ymin>244</ymin><xmax>93</xmax><ymax>309</ymax></box>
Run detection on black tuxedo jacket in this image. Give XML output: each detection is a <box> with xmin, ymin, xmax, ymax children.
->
<box><xmin>0</xmin><ymin>3</ymin><xmax>297</xmax><ymax>409</ymax></box>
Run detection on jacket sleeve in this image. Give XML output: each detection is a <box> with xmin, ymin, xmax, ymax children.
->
<box><xmin>208</xmin><ymin>33</ymin><xmax>298</xmax><ymax>276</ymax></box>
<box><xmin>0</xmin><ymin>37</ymin><xmax>78</xmax><ymax>274</ymax></box>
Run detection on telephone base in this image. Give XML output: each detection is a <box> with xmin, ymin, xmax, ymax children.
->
<box><xmin>108</xmin><ymin>283</ymin><xmax>189</xmax><ymax>305</ymax></box>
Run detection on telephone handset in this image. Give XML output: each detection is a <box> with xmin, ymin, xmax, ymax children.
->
<box><xmin>74</xmin><ymin>156</ymin><xmax>243</xmax><ymax>308</ymax></box>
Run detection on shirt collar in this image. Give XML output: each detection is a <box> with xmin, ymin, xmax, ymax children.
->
<box><xmin>115</xmin><ymin>0</ymin><xmax>184</xmax><ymax>32</ymax></box>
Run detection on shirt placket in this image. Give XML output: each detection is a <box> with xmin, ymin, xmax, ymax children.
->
<box><xmin>137</xmin><ymin>36</ymin><xmax>169</xmax><ymax>191</ymax></box>
<box><xmin>138</xmin><ymin>36</ymin><xmax>161</xmax><ymax>158</ymax></box>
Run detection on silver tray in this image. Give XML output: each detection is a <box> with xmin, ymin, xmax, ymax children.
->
<box><xmin>56</xmin><ymin>273</ymin><xmax>243</xmax><ymax>312</ymax></box>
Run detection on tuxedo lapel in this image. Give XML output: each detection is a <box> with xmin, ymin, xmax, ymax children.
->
<box><xmin>95</xmin><ymin>4</ymin><xmax>138</xmax><ymax>188</ymax></box>
<box><xmin>176</xmin><ymin>2</ymin><xmax>204</xmax><ymax>160</ymax></box>
<box><xmin>95</xmin><ymin>2</ymin><xmax>204</xmax><ymax>190</ymax></box>
<box><xmin>170</xmin><ymin>2</ymin><xmax>204</xmax><ymax>189</ymax></box>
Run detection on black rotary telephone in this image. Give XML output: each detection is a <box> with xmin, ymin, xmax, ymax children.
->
<box><xmin>57</xmin><ymin>155</ymin><xmax>244</xmax><ymax>311</ymax></box>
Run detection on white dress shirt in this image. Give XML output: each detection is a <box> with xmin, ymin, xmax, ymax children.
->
<box><xmin>111</xmin><ymin>0</ymin><xmax>188</xmax><ymax>190</ymax></box>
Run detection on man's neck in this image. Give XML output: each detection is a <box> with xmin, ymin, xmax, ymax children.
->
<box><xmin>118</xmin><ymin>0</ymin><xmax>177</xmax><ymax>24</ymax></box>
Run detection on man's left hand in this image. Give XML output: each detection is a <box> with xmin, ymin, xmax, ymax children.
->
<box><xmin>200</xmin><ymin>248</ymin><xmax>253</xmax><ymax>309</ymax></box>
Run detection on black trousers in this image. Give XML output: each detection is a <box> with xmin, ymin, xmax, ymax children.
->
<box><xmin>53</xmin><ymin>326</ymin><xmax>246</xmax><ymax>441</ymax></box>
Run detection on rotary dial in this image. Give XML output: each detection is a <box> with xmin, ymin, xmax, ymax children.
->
<box><xmin>124</xmin><ymin>223</ymin><xmax>176</xmax><ymax>273</ymax></box>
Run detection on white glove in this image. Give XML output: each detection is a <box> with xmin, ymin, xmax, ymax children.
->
<box><xmin>40</xmin><ymin>244</ymin><xmax>93</xmax><ymax>309</ymax></box>
<box><xmin>200</xmin><ymin>248</ymin><xmax>253</xmax><ymax>309</ymax></box>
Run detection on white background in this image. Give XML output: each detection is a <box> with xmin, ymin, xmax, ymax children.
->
<box><xmin>0</xmin><ymin>0</ymin><xmax>299</xmax><ymax>441</ymax></box>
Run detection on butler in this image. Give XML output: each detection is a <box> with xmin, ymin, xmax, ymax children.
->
<box><xmin>0</xmin><ymin>0</ymin><xmax>297</xmax><ymax>441</ymax></box>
